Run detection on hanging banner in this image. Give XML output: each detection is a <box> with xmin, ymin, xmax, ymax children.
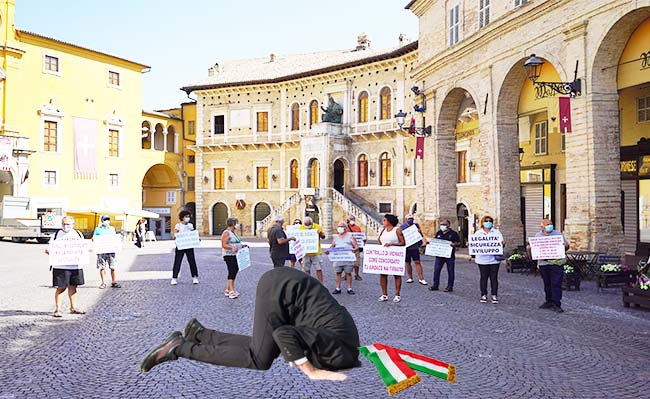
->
<box><xmin>362</xmin><ymin>244</ymin><xmax>406</xmax><ymax>276</ymax></box>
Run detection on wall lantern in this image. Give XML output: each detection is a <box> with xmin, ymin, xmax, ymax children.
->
<box><xmin>468</xmin><ymin>161</ymin><xmax>476</xmax><ymax>171</ymax></box>
<box><xmin>523</xmin><ymin>53</ymin><xmax>582</xmax><ymax>99</ymax></box>
<box><xmin>369</xmin><ymin>169</ymin><xmax>376</xmax><ymax>178</ymax></box>
<box><xmin>395</xmin><ymin>110</ymin><xmax>432</xmax><ymax>137</ymax></box>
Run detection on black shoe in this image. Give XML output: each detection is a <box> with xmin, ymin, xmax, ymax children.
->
<box><xmin>428</xmin><ymin>286</ymin><xmax>439</xmax><ymax>291</ymax></box>
<box><xmin>347</xmin><ymin>289</ymin><xmax>356</xmax><ymax>295</ymax></box>
<box><xmin>539</xmin><ymin>302</ymin><xmax>554</xmax><ymax>309</ymax></box>
<box><xmin>183</xmin><ymin>318</ymin><xmax>205</xmax><ymax>342</ymax></box>
<box><xmin>354</xmin><ymin>275</ymin><xmax>363</xmax><ymax>281</ymax></box>
<box><xmin>332</xmin><ymin>288</ymin><xmax>342</xmax><ymax>294</ymax></box>
<box><xmin>550</xmin><ymin>304</ymin><xmax>564</xmax><ymax>313</ymax></box>
<box><xmin>140</xmin><ymin>331</ymin><xmax>184</xmax><ymax>373</ymax></box>
<box><xmin>444</xmin><ymin>287</ymin><xmax>453</xmax><ymax>292</ymax></box>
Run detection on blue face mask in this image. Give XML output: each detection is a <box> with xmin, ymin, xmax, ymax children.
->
<box><xmin>407</xmin><ymin>220</ymin><xmax>414</xmax><ymax>225</ymax></box>
<box><xmin>545</xmin><ymin>225</ymin><xmax>554</xmax><ymax>233</ymax></box>
<box><xmin>440</xmin><ymin>225</ymin><xmax>448</xmax><ymax>231</ymax></box>
<box><xmin>306</xmin><ymin>225</ymin><xmax>312</xmax><ymax>229</ymax></box>
<box><xmin>484</xmin><ymin>221</ymin><xmax>493</xmax><ymax>229</ymax></box>
<box><xmin>184</xmin><ymin>217</ymin><xmax>191</xmax><ymax>223</ymax></box>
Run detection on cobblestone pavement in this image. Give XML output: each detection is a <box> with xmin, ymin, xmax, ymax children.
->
<box><xmin>1</xmin><ymin>238</ymin><xmax>649</xmax><ymax>399</ymax></box>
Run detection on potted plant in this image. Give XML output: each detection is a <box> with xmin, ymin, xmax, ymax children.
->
<box><xmin>622</xmin><ymin>272</ymin><xmax>650</xmax><ymax>309</ymax></box>
<box><xmin>562</xmin><ymin>264</ymin><xmax>580</xmax><ymax>291</ymax></box>
<box><xmin>506</xmin><ymin>250</ymin><xmax>529</xmax><ymax>273</ymax></box>
<box><xmin>597</xmin><ymin>264</ymin><xmax>637</xmax><ymax>289</ymax></box>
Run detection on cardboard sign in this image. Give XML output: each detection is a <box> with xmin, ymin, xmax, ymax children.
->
<box><xmin>402</xmin><ymin>225</ymin><xmax>423</xmax><ymax>247</ymax></box>
<box><xmin>93</xmin><ymin>234</ymin><xmax>122</xmax><ymax>254</ymax></box>
<box><xmin>175</xmin><ymin>230</ymin><xmax>200</xmax><ymax>250</ymax></box>
<box><xmin>327</xmin><ymin>247</ymin><xmax>357</xmax><ymax>262</ymax></box>
<box><xmin>528</xmin><ymin>235</ymin><xmax>566</xmax><ymax>260</ymax></box>
<box><xmin>425</xmin><ymin>239</ymin><xmax>454</xmax><ymax>258</ymax></box>
<box><xmin>351</xmin><ymin>232</ymin><xmax>366</xmax><ymax>248</ymax></box>
<box><xmin>468</xmin><ymin>235</ymin><xmax>503</xmax><ymax>256</ymax></box>
<box><xmin>362</xmin><ymin>244</ymin><xmax>406</xmax><ymax>276</ymax></box>
<box><xmin>236</xmin><ymin>247</ymin><xmax>251</xmax><ymax>270</ymax></box>
<box><xmin>288</xmin><ymin>230</ymin><xmax>319</xmax><ymax>254</ymax></box>
<box><xmin>293</xmin><ymin>239</ymin><xmax>306</xmax><ymax>261</ymax></box>
<box><xmin>49</xmin><ymin>240</ymin><xmax>90</xmax><ymax>266</ymax></box>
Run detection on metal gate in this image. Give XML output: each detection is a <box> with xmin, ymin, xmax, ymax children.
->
<box><xmin>622</xmin><ymin>180</ymin><xmax>637</xmax><ymax>255</ymax></box>
<box><xmin>522</xmin><ymin>185</ymin><xmax>543</xmax><ymax>242</ymax></box>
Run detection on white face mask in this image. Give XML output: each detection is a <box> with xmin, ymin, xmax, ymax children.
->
<box><xmin>337</xmin><ymin>227</ymin><xmax>346</xmax><ymax>234</ymax></box>
<box><xmin>62</xmin><ymin>225</ymin><xmax>72</xmax><ymax>233</ymax></box>
<box><xmin>349</xmin><ymin>220</ymin><xmax>356</xmax><ymax>226</ymax></box>
<box><xmin>102</xmin><ymin>221</ymin><xmax>110</xmax><ymax>227</ymax></box>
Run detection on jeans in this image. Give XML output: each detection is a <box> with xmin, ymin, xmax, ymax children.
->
<box><xmin>478</xmin><ymin>263</ymin><xmax>500</xmax><ymax>296</ymax></box>
<box><xmin>172</xmin><ymin>248</ymin><xmax>198</xmax><ymax>278</ymax></box>
<box><xmin>433</xmin><ymin>257</ymin><xmax>455</xmax><ymax>288</ymax></box>
<box><xmin>539</xmin><ymin>264</ymin><xmax>563</xmax><ymax>306</ymax></box>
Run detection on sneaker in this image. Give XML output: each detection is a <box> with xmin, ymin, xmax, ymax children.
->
<box><xmin>183</xmin><ymin>318</ymin><xmax>205</xmax><ymax>342</ymax></box>
<box><xmin>428</xmin><ymin>286</ymin><xmax>439</xmax><ymax>291</ymax></box>
<box><xmin>551</xmin><ymin>304</ymin><xmax>564</xmax><ymax>313</ymax></box>
<box><xmin>224</xmin><ymin>290</ymin><xmax>231</xmax><ymax>297</ymax></box>
<box><xmin>170</xmin><ymin>278</ymin><xmax>178</xmax><ymax>286</ymax></box>
<box><xmin>444</xmin><ymin>287</ymin><xmax>453</xmax><ymax>292</ymax></box>
<box><xmin>332</xmin><ymin>288</ymin><xmax>342</xmax><ymax>295</ymax></box>
<box><xmin>480</xmin><ymin>295</ymin><xmax>488</xmax><ymax>303</ymax></box>
<box><xmin>539</xmin><ymin>302</ymin><xmax>554</xmax><ymax>309</ymax></box>
<box><xmin>192</xmin><ymin>277</ymin><xmax>199</xmax><ymax>285</ymax></box>
<box><xmin>491</xmin><ymin>296</ymin><xmax>499</xmax><ymax>304</ymax></box>
<box><xmin>418</xmin><ymin>279</ymin><xmax>428</xmax><ymax>285</ymax></box>
<box><xmin>228</xmin><ymin>291</ymin><xmax>239</xmax><ymax>299</ymax></box>
<box><xmin>347</xmin><ymin>289</ymin><xmax>356</xmax><ymax>295</ymax></box>
<box><xmin>378</xmin><ymin>295</ymin><xmax>389</xmax><ymax>302</ymax></box>
<box><xmin>406</xmin><ymin>278</ymin><xmax>414</xmax><ymax>283</ymax></box>
<box><xmin>393</xmin><ymin>295</ymin><xmax>401</xmax><ymax>303</ymax></box>
<box><xmin>140</xmin><ymin>331</ymin><xmax>184</xmax><ymax>373</ymax></box>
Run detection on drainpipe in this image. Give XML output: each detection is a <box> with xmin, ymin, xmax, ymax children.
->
<box><xmin>2</xmin><ymin>0</ymin><xmax>9</xmax><ymax>133</ymax></box>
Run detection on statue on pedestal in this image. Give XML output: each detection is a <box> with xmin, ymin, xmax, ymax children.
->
<box><xmin>321</xmin><ymin>96</ymin><xmax>343</xmax><ymax>124</ymax></box>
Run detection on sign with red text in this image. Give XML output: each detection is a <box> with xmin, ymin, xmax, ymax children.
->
<box><xmin>362</xmin><ymin>244</ymin><xmax>406</xmax><ymax>276</ymax></box>
<box><xmin>528</xmin><ymin>235</ymin><xmax>566</xmax><ymax>260</ymax></box>
<box><xmin>292</xmin><ymin>239</ymin><xmax>306</xmax><ymax>261</ymax></box>
<box><xmin>49</xmin><ymin>240</ymin><xmax>90</xmax><ymax>266</ymax></box>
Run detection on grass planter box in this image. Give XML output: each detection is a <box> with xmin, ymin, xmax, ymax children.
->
<box><xmin>622</xmin><ymin>286</ymin><xmax>650</xmax><ymax>309</ymax></box>
<box><xmin>563</xmin><ymin>272</ymin><xmax>581</xmax><ymax>291</ymax></box>
<box><xmin>596</xmin><ymin>270</ymin><xmax>637</xmax><ymax>289</ymax></box>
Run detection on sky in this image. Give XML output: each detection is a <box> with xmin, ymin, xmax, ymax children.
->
<box><xmin>16</xmin><ymin>0</ymin><xmax>419</xmax><ymax>110</ymax></box>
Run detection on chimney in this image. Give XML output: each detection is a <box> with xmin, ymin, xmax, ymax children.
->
<box><xmin>356</xmin><ymin>33</ymin><xmax>371</xmax><ymax>50</ymax></box>
<box><xmin>269</xmin><ymin>53</ymin><xmax>276</xmax><ymax>62</ymax></box>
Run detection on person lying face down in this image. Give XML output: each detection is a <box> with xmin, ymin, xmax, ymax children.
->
<box><xmin>141</xmin><ymin>267</ymin><xmax>361</xmax><ymax>381</ymax></box>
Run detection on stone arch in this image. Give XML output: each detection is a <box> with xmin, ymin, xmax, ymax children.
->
<box><xmin>166</xmin><ymin>125</ymin><xmax>176</xmax><ymax>153</ymax></box>
<box><xmin>252</xmin><ymin>201</ymin><xmax>272</xmax><ymax>236</ymax></box>
<box><xmin>141</xmin><ymin>120</ymin><xmax>152</xmax><ymax>149</ymax></box>
<box><xmin>211</xmin><ymin>202</ymin><xmax>229</xmax><ymax>236</ymax></box>
<box><xmin>153</xmin><ymin>123</ymin><xmax>165</xmax><ymax>151</ymax></box>
<box><xmin>332</xmin><ymin>157</ymin><xmax>349</xmax><ymax>194</ymax></box>
<box><xmin>0</xmin><ymin>170</ymin><xmax>14</xmax><ymax>197</ymax></box>
<box><xmin>289</xmin><ymin>158</ymin><xmax>299</xmax><ymax>189</ymax></box>
<box><xmin>356</xmin><ymin>152</ymin><xmax>369</xmax><ymax>187</ymax></box>
<box><xmin>307</xmin><ymin>158</ymin><xmax>320</xmax><ymax>188</ymax></box>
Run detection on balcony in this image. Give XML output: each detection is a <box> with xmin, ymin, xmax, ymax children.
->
<box><xmin>1</xmin><ymin>134</ymin><xmax>32</xmax><ymax>155</ymax></box>
<box><xmin>198</xmin><ymin>131</ymin><xmax>302</xmax><ymax>151</ymax></box>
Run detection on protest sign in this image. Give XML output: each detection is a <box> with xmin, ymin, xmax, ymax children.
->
<box><xmin>402</xmin><ymin>225</ymin><xmax>423</xmax><ymax>247</ymax></box>
<box><xmin>93</xmin><ymin>234</ymin><xmax>122</xmax><ymax>254</ymax></box>
<box><xmin>49</xmin><ymin>240</ymin><xmax>90</xmax><ymax>266</ymax></box>
<box><xmin>288</xmin><ymin>230</ymin><xmax>319</xmax><ymax>253</ymax></box>
<box><xmin>175</xmin><ymin>230</ymin><xmax>200</xmax><ymax>250</ymax></box>
<box><xmin>351</xmin><ymin>232</ymin><xmax>366</xmax><ymax>248</ymax></box>
<box><xmin>327</xmin><ymin>247</ymin><xmax>357</xmax><ymax>262</ymax></box>
<box><xmin>528</xmin><ymin>235</ymin><xmax>566</xmax><ymax>260</ymax></box>
<box><xmin>236</xmin><ymin>247</ymin><xmax>251</xmax><ymax>270</ymax></box>
<box><xmin>293</xmin><ymin>239</ymin><xmax>306</xmax><ymax>261</ymax></box>
<box><xmin>468</xmin><ymin>235</ymin><xmax>503</xmax><ymax>256</ymax></box>
<box><xmin>425</xmin><ymin>239</ymin><xmax>454</xmax><ymax>258</ymax></box>
<box><xmin>362</xmin><ymin>244</ymin><xmax>406</xmax><ymax>276</ymax></box>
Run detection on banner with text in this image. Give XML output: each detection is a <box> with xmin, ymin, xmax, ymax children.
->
<box><xmin>402</xmin><ymin>225</ymin><xmax>423</xmax><ymax>248</ymax></box>
<box><xmin>425</xmin><ymin>239</ymin><xmax>454</xmax><ymax>258</ymax></box>
<box><xmin>292</xmin><ymin>240</ymin><xmax>306</xmax><ymax>261</ymax></box>
<box><xmin>528</xmin><ymin>235</ymin><xmax>566</xmax><ymax>260</ymax></box>
<box><xmin>288</xmin><ymin>230</ymin><xmax>319</xmax><ymax>254</ymax></box>
<box><xmin>93</xmin><ymin>234</ymin><xmax>122</xmax><ymax>254</ymax></box>
<box><xmin>175</xmin><ymin>230</ymin><xmax>200</xmax><ymax>250</ymax></box>
<box><xmin>362</xmin><ymin>244</ymin><xmax>406</xmax><ymax>276</ymax></box>
<box><xmin>351</xmin><ymin>232</ymin><xmax>366</xmax><ymax>248</ymax></box>
<box><xmin>327</xmin><ymin>246</ymin><xmax>357</xmax><ymax>262</ymax></box>
<box><xmin>468</xmin><ymin>235</ymin><xmax>503</xmax><ymax>256</ymax></box>
<box><xmin>236</xmin><ymin>247</ymin><xmax>251</xmax><ymax>270</ymax></box>
<box><xmin>49</xmin><ymin>240</ymin><xmax>90</xmax><ymax>266</ymax></box>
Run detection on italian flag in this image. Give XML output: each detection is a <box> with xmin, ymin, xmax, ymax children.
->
<box><xmin>359</xmin><ymin>343</ymin><xmax>456</xmax><ymax>396</ymax></box>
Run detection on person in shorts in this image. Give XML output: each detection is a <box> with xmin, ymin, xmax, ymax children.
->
<box><xmin>346</xmin><ymin>215</ymin><xmax>364</xmax><ymax>281</ymax></box>
<box><xmin>45</xmin><ymin>216</ymin><xmax>86</xmax><ymax>318</ymax></box>
<box><xmin>325</xmin><ymin>221</ymin><xmax>359</xmax><ymax>295</ymax></box>
<box><xmin>300</xmin><ymin>216</ymin><xmax>326</xmax><ymax>283</ymax></box>
<box><xmin>93</xmin><ymin>215</ymin><xmax>121</xmax><ymax>289</ymax></box>
<box><xmin>286</xmin><ymin>219</ymin><xmax>303</xmax><ymax>268</ymax></box>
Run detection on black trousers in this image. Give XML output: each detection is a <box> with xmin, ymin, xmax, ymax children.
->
<box><xmin>271</xmin><ymin>257</ymin><xmax>286</xmax><ymax>268</ymax></box>
<box><xmin>478</xmin><ymin>263</ymin><xmax>500</xmax><ymax>296</ymax></box>
<box><xmin>539</xmin><ymin>264</ymin><xmax>563</xmax><ymax>306</ymax></box>
<box><xmin>224</xmin><ymin>256</ymin><xmax>238</xmax><ymax>280</ymax></box>
<box><xmin>172</xmin><ymin>248</ymin><xmax>198</xmax><ymax>278</ymax></box>
<box><xmin>135</xmin><ymin>233</ymin><xmax>143</xmax><ymax>248</ymax></box>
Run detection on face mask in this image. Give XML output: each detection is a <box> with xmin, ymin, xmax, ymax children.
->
<box><xmin>62</xmin><ymin>225</ymin><xmax>72</xmax><ymax>233</ymax></box>
<box><xmin>484</xmin><ymin>221</ymin><xmax>493</xmax><ymax>229</ymax></box>
<box><xmin>102</xmin><ymin>221</ymin><xmax>110</xmax><ymax>227</ymax></box>
<box><xmin>184</xmin><ymin>217</ymin><xmax>191</xmax><ymax>223</ymax></box>
<box><xmin>407</xmin><ymin>220</ymin><xmax>414</xmax><ymax>225</ymax></box>
<box><xmin>306</xmin><ymin>225</ymin><xmax>312</xmax><ymax>229</ymax></box>
<box><xmin>349</xmin><ymin>220</ymin><xmax>356</xmax><ymax>226</ymax></box>
<box><xmin>440</xmin><ymin>225</ymin><xmax>448</xmax><ymax>231</ymax></box>
<box><xmin>545</xmin><ymin>225</ymin><xmax>554</xmax><ymax>233</ymax></box>
<box><xmin>337</xmin><ymin>227</ymin><xmax>346</xmax><ymax>234</ymax></box>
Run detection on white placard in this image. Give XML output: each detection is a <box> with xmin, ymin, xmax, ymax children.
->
<box><xmin>425</xmin><ymin>239</ymin><xmax>454</xmax><ymax>258</ymax></box>
<box><xmin>351</xmin><ymin>232</ymin><xmax>366</xmax><ymax>248</ymax></box>
<box><xmin>293</xmin><ymin>240</ymin><xmax>306</xmax><ymax>261</ymax></box>
<box><xmin>48</xmin><ymin>240</ymin><xmax>90</xmax><ymax>266</ymax></box>
<box><xmin>468</xmin><ymin>235</ymin><xmax>503</xmax><ymax>256</ymax></box>
<box><xmin>93</xmin><ymin>234</ymin><xmax>122</xmax><ymax>254</ymax></box>
<box><xmin>236</xmin><ymin>247</ymin><xmax>251</xmax><ymax>270</ymax></box>
<box><xmin>528</xmin><ymin>235</ymin><xmax>566</xmax><ymax>260</ymax></box>
<box><xmin>327</xmin><ymin>247</ymin><xmax>357</xmax><ymax>262</ymax></box>
<box><xmin>175</xmin><ymin>230</ymin><xmax>200</xmax><ymax>250</ymax></box>
<box><xmin>362</xmin><ymin>244</ymin><xmax>406</xmax><ymax>276</ymax></box>
<box><xmin>288</xmin><ymin>230</ymin><xmax>319</xmax><ymax>254</ymax></box>
<box><xmin>402</xmin><ymin>225</ymin><xmax>423</xmax><ymax>247</ymax></box>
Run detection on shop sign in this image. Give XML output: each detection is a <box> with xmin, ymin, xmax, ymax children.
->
<box><xmin>641</xmin><ymin>51</ymin><xmax>650</xmax><ymax>71</ymax></box>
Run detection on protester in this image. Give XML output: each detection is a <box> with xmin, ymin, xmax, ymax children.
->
<box><xmin>221</xmin><ymin>217</ymin><xmax>247</xmax><ymax>299</ymax></box>
<box><xmin>267</xmin><ymin>215</ymin><xmax>296</xmax><ymax>268</ymax></box>
<box><xmin>377</xmin><ymin>214</ymin><xmax>406</xmax><ymax>303</ymax></box>
<box><xmin>286</xmin><ymin>219</ymin><xmax>302</xmax><ymax>268</ymax></box>
<box><xmin>473</xmin><ymin>216</ymin><xmax>505</xmax><ymax>304</ymax></box>
<box><xmin>171</xmin><ymin>210</ymin><xmax>199</xmax><ymax>285</ymax></box>
<box><xmin>93</xmin><ymin>215</ymin><xmax>121</xmax><ymax>289</ymax></box>
<box><xmin>346</xmin><ymin>215</ymin><xmax>363</xmax><ymax>281</ymax></box>
<box><xmin>141</xmin><ymin>267</ymin><xmax>360</xmax><ymax>382</ymax></box>
<box><xmin>532</xmin><ymin>219</ymin><xmax>570</xmax><ymax>313</ymax></box>
<box><xmin>300</xmin><ymin>216</ymin><xmax>326</xmax><ymax>283</ymax></box>
<box><xmin>429</xmin><ymin>219</ymin><xmax>462</xmax><ymax>292</ymax></box>
<box><xmin>325</xmin><ymin>221</ymin><xmax>359</xmax><ymax>295</ymax></box>
<box><xmin>400</xmin><ymin>214</ymin><xmax>427</xmax><ymax>285</ymax></box>
<box><xmin>134</xmin><ymin>219</ymin><xmax>145</xmax><ymax>248</ymax></box>
<box><xmin>45</xmin><ymin>216</ymin><xmax>86</xmax><ymax>318</ymax></box>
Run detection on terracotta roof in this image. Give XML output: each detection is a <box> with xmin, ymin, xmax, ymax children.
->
<box><xmin>17</xmin><ymin>30</ymin><xmax>150</xmax><ymax>70</ymax></box>
<box><xmin>142</xmin><ymin>110</ymin><xmax>183</xmax><ymax>121</ymax></box>
<box><xmin>182</xmin><ymin>41</ymin><xmax>417</xmax><ymax>93</ymax></box>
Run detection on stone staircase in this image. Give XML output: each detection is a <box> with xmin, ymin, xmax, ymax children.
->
<box><xmin>330</xmin><ymin>189</ymin><xmax>383</xmax><ymax>234</ymax></box>
<box><xmin>257</xmin><ymin>192</ymin><xmax>301</xmax><ymax>234</ymax></box>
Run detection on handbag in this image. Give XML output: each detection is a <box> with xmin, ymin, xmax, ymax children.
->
<box><xmin>494</xmin><ymin>254</ymin><xmax>507</xmax><ymax>262</ymax></box>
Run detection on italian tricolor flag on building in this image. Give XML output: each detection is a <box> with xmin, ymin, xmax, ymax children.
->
<box><xmin>359</xmin><ymin>343</ymin><xmax>456</xmax><ymax>396</ymax></box>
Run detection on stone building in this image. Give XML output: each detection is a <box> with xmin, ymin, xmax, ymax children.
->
<box><xmin>407</xmin><ymin>0</ymin><xmax>650</xmax><ymax>256</ymax></box>
<box><xmin>182</xmin><ymin>35</ymin><xmax>420</xmax><ymax>238</ymax></box>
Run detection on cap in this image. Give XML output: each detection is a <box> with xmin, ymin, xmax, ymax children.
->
<box><xmin>101</xmin><ymin>215</ymin><xmax>110</xmax><ymax>221</ymax></box>
<box><xmin>405</xmin><ymin>213</ymin><xmax>414</xmax><ymax>219</ymax></box>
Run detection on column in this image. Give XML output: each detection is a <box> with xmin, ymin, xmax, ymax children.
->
<box><xmin>162</xmin><ymin>128</ymin><xmax>168</xmax><ymax>152</ymax></box>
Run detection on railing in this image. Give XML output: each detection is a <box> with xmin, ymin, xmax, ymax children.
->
<box><xmin>257</xmin><ymin>192</ymin><xmax>301</xmax><ymax>234</ymax></box>
<box><xmin>330</xmin><ymin>189</ymin><xmax>383</xmax><ymax>234</ymax></box>
<box><xmin>199</xmin><ymin>132</ymin><xmax>302</xmax><ymax>146</ymax></box>
<box><xmin>1</xmin><ymin>134</ymin><xmax>30</xmax><ymax>152</ymax></box>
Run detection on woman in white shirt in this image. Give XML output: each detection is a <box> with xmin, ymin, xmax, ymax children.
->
<box><xmin>171</xmin><ymin>210</ymin><xmax>199</xmax><ymax>285</ymax></box>
<box><xmin>473</xmin><ymin>215</ymin><xmax>506</xmax><ymax>304</ymax></box>
<box><xmin>377</xmin><ymin>214</ymin><xmax>406</xmax><ymax>303</ymax></box>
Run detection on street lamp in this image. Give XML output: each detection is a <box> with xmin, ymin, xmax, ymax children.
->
<box><xmin>523</xmin><ymin>53</ymin><xmax>582</xmax><ymax>99</ymax></box>
<box><xmin>394</xmin><ymin>110</ymin><xmax>432</xmax><ymax>137</ymax></box>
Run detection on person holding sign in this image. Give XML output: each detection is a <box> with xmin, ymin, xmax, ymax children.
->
<box><xmin>400</xmin><ymin>214</ymin><xmax>427</xmax><ymax>285</ymax></box>
<box><xmin>325</xmin><ymin>221</ymin><xmax>359</xmax><ymax>295</ymax></box>
<box><xmin>45</xmin><ymin>216</ymin><xmax>86</xmax><ymax>318</ymax></box>
<box><xmin>429</xmin><ymin>220</ymin><xmax>462</xmax><ymax>292</ymax></box>
<box><xmin>473</xmin><ymin>216</ymin><xmax>505</xmax><ymax>304</ymax></box>
<box><xmin>221</xmin><ymin>217</ymin><xmax>248</xmax><ymax>300</ymax></box>
<box><xmin>171</xmin><ymin>211</ymin><xmax>199</xmax><ymax>286</ymax></box>
<box><xmin>530</xmin><ymin>219</ymin><xmax>569</xmax><ymax>313</ymax></box>
<box><xmin>377</xmin><ymin>214</ymin><xmax>406</xmax><ymax>303</ymax></box>
<box><xmin>300</xmin><ymin>217</ymin><xmax>326</xmax><ymax>283</ymax></box>
<box><xmin>93</xmin><ymin>215</ymin><xmax>121</xmax><ymax>289</ymax></box>
<box><xmin>346</xmin><ymin>215</ymin><xmax>363</xmax><ymax>281</ymax></box>
<box><xmin>268</xmin><ymin>215</ymin><xmax>296</xmax><ymax>268</ymax></box>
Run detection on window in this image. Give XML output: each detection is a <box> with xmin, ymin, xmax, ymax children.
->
<box><xmin>256</xmin><ymin>167</ymin><xmax>268</xmax><ymax>189</ymax></box>
<box><xmin>257</xmin><ymin>112</ymin><xmax>269</xmax><ymax>132</ymax></box>
<box><xmin>308</xmin><ymin>159</ymin><xmax>320</xmax><ymax>188</ymax></box>
<box><xmin>108</xmin><ymin>129</ymin><xmax>119</xmax><ymax>157</ymax></box>
<box><xmin>44</xmin><ymin>55</ymin><xmax>59</xmax><ymax>72</ymax></box>
<box><xmin>449</xmin><ymin>4</ymin><xmax>460</xmax><ymax>46</ymax></box>
<box><xmin>358</xmin><ymin>92</ymin><xmax>369</xmax><ymax>123</ymax></box>
<box><xmin>43</xmin><ymin>170</ymin><xmax>57</xmax><ymax>186</ymax></box>
<box><xmin>561</xmin><ymin>131</ymin><xmax>566</xmax><ymax>152</ymax></box>
<box><xmin>43</xmin><ymin>121</ymin><xmax>58</xmax><ymax>152</ymax></box>
<box><xmin>108</xmin><ymin>71</ymin><xmax>120</xmax><ymax>86</ymax></box>
<box><xmin>380</xmin><ymin>152</ymin><xmax>392</xmax><ymax>186</ymax></box>
<box><xmin>109</xmin><ymin>173</ymin><xmax>119</xmax><ymax>187</ymax></box>
<box><xmin>166</xmin><ymin>191</ymin><xmax>177</xmax><ymax>205</ymax></box>
<box><xmin>309</xmin><ymin>100</ymin><xmax>319</xmax><ymax>127</ymax></box>
<box><xmin>188</xmin><ymin>155</ymin><xmax>195</xmax><ymax>164</ymax></box>
<box><xmin>379</xmin><ymin>202</ymin><xmax>392</xmax><ymax>213</ymax></box>
<box><xmin>214</xmin><ymin>168</ymin><xmax>225</xmax><ymax>190</ymax></box>
<box><xmin>479</xmin><ymin>0</ymin><xmax>490</xmax><ymax>28</ymax></box>
<box><xmin>638</xmin><ymin>96</ymin><xmax>650</xmax><ymax>123</ymax></box>
<box><xmin>534</xmin><ymin>121</ymin><xmax>548</xmax><ymax>155</ymax></box>
<box><xmin>358</xmin><ymin>154</ymin><xmax>368</xmax><ymax>187</ymax></box>
<box><xmin>214</xmin><ymin>115</ymin><xmax>225</xmax><ymax>134</ymax></box>
<box><xmin>188</xmin><ymin>121</ymin><xmax>195</xmax><ymax>135</ymax></box>
<box><xmin>380</xmin><ymin>88</ymin><xmax>391</xmax><ymax>120</ymax></box>
<box><xmin>457</xmin><ymin>151</ymin><xmax>467</xmax><ymax>183</ymax></box>
<box><xmin>290</xmin><ymin>160</ymin><xmax>299</xmax><ymax>188</ymax></box>
<box><xmin>515</xmin><ymin>0</ymin><xmax>529</xmax><ymax>7</ymax></box>
<box><xmin>291</xmin><ymin>103</ymin><xmax>300</xmax><ymax>131</ymax></box>
<box><xmin>187</xmin><ymin>176</ymin><xmax>195</xmax><ymax>192</ymax></box>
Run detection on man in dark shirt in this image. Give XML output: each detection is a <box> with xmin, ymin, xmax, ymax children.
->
<box><xmin>429</xmin><ymin>219</ymin><xmax>462</xmax><ymax>292</ymax></box>
<box><xmin>140</xmin><ymin>267</ymin><xmax>361</xmax><ymax>381</ymax></box>
<box><xmin>267</xmin><ymin>215</ymin><xmax>295</xmax><ymax>268</ymax></box>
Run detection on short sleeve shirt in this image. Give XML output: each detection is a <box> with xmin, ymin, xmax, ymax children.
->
<box><xmin>175</xmin><ymin>222</ymin><xmax>194</xmax><ymax>233</ymax></box>
<box><xmin>93</xmin><ymin>225</ymin><xmax>116</xmax><ymax>236</ymax></box>
<box><xmin>50</xmin><ymin>229</ymin><xmax>85</xmax><ymax>270</ymax></box>
<box><xmin>268</xmin><ymin>225</ymin><xmax>289</xmax><ymax>259</ymax></box>
<box><xmin>434</xmin><ymin>229</ymin><xmax>461</xmax><ymax>259</ymax></box>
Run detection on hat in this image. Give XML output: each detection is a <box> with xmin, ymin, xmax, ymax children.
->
<box><xmin>405</xmin><ymin>213</ymin><xmax>414</xmax><ymax>219</ymax></box>
<box><xmin>101</xmin><ymin>215</ymin><xmax>110</xmax><ymax>221</ymax></box>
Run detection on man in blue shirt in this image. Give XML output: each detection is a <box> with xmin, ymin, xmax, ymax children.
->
<box><xmin>532</xmin><ymin>219</ymin><xmax>569</xmax><ymax>313</ymax></box>
<box><xmin>93</xmin><ymin>215</ymin><xmax>121</xmax><ymax>289</ymax></box>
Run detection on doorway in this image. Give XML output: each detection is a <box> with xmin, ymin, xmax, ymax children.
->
<box><xmin>253</xmin><ymin>202</ymin><xmax>271</xmax><ymax>236</ymax></box>
<box><xmin>333</xmin><ymin>159</ymin><xmax>345</xmax><ymax>194</ymax></box>
<box><xmin>456</xmin><ymin>203</ymin><xmax>469</xmax><ymax>247</ymax></box>
<box><xmin>212</xmin><ymin>202</ymin><xmax>228</xmax><ymax>235</ymax></box>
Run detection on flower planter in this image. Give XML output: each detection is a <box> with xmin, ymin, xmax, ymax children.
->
<box><xmin>562</xmin><ymin>272</ymin><xmax>581</xmax><ymax>291</ymax></box>
<box><xmin>596</xmin><ymin>270</ymin><xmax>637</xmax><ymax>289</ymax></box>
<box><xmin>622</xmin><ymin>286</ymin><xmax>650</xmax><ymax>309</ymax></box>
<box><xmin>506</xmin><ymin>259</ymin><xmax>531</xmax><ymax>273</ymax></box>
